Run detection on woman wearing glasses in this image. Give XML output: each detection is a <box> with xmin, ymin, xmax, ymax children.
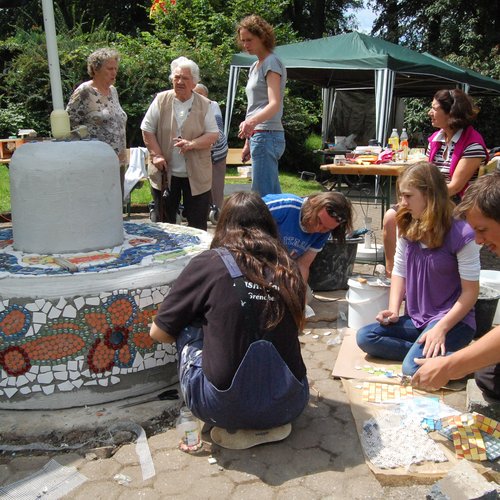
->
<box><xmin>264</xmin><ymin>192</ymin><xmax>353</xmax><ymax>284</ymax></box>
<box><xmin>383</xmin><ymin>89</ymin><xmax>488</xmax><ymax>277</ymax></box>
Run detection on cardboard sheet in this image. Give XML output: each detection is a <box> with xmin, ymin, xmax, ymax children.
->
<box><xmin>332</xmin><ymin>329</ymin><xmax>467</xmax><ymax>390</ymax></box>
<box><xmin>332</xmin><ymin>329</ymin><xmax>403</xmax><ymax>383</ymax></box>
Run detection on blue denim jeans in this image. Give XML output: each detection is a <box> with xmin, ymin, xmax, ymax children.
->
<box><xmin>249</xmin><ymin>131</ymin><xmax>285</xmax><ymax>196</ymax></box>
<box><xmin>176</xmin><ymin>325</ymin><xmax>309</xmax><ymax>430</ymax></box>
<box><xmin>356</xmin><ymin>315</ymin><xmax>475</xmax><ymax>375</ymax></box>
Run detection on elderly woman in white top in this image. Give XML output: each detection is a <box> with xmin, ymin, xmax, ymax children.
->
<box><xmin>140</xmin><ymin>57</ymin><xmax>218</xmax><ymax>230</ymax></box>
<box><xmin>67</xmin><ymin>48</ymin><xmax>127</xmax><ymax>194</ymax></box>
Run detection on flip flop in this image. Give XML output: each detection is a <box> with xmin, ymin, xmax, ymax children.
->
<box><xmin>210</xmin><ymin>423</ymin><xmax>292</xmax><ymax>450</ymax></box>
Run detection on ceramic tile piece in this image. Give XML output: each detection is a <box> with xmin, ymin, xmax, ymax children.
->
<box><xmin>48</xmin><ymin>307</ymin><xmax>61</xmax><ymax>319</ymax></box>
<box><xmin>15</xmin><ymin>375</ymin><xmax>29</xmax><ymax>387</ymax></box>
<box><xmin>37</xmin><ymin>372</ymin><xmax>54</xmax><ymax>384</ymax></box>
<box><xmin>56</xmin><ymin>298</ymin><xmax>67</xmax><ymax>309</ymax></box>
<box><xmin>34</xmin><ymin>299</ymin><xmax>45</xmax><ymax>309</ymax></box>
<box><xmin>74</xmin><ymin>297</ymin><xmax>85</xmax><ymax>310</ymax></box>
<box><xmin>62</xmin><ymin>305</ymin><xmax>77</xmax><ymax>318</ymax></box>
<box><xmin>4</xmin><ymin>387</ymin><xmax>18</xmax><ymax>398</ymax></box>
<box><xmin>32</xmin><ymin>311</ymin><xmax>47</xmax><ymax>324</ymax></box>
<box><xmin>58</xmin><ymin>381</ymin><xmax>74</xmax><ymax>392</ymax></box>
<box><xmin>42</xmin><ymin>385</ymin><xmax>55</xmax><ymax>395</ymax></box>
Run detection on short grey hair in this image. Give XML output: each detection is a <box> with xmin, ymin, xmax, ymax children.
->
<box><xmin>87</xmin><ymin>48</ymin><xmax>120</xmax><ymax>77</ymax></box>
<box><xmin>169</xmin><ymin>56</ymin><xmax>200</xmax><ymax>84</ymax></box>
<box><xmin>194</xmin><ymin>83</ymin><xmax>208</xmax><ymax>97</ymax></box>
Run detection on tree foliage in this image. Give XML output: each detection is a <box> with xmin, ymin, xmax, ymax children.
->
<box><xmin>1</xmin><ymin>0</ymin><xmax>499</xmax><ymax>167</ymax></box>
<box><xmin>368</xmin><ymin>0</ymin><xmax>500</xmax><ymax>147</ymax></box>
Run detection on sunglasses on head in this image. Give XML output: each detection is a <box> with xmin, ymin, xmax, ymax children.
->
<box><xmin>325</xmin><ymin>207</ymin><xmax>346</xmax><ymax>224</ymax></box>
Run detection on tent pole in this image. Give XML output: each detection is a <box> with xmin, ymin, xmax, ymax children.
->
<box><xmin>224</xmin><ymin>66</ymin><xmax>240</xmax><ymax>138</ymax></box>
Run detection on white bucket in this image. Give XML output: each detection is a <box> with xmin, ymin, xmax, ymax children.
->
<box><xmin>480</xmin><ymin>270</ymin><xmax>500</xmax><ymax>325</ymax></box>
<box><xmin>346</xmin><ymin>276</ymin><xmax>390</xmax><ymax>330</ymax></box>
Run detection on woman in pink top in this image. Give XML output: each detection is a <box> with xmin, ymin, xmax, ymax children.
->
<box><xmin>383</xmin><ymin>89</ymin><xmax>488</xmax><ymax>277</ymax></box>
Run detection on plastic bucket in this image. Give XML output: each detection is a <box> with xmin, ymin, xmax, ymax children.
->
<box><xmin>346</xmin><ymin>276</ymin><xmax>390</xmax><ymax>331</ymax></box>
<box><xmin>308</xmin><ymin>237</ymin><xmax>361</xmax><ymax>291</ymax></box>
<box><xmin>480</xmin><ymin>270</ymin><xmax>500</xmax><ymax>325</ymax></box>
<box><xmin>475</xmin><ymin>285</ymin><xmax>500</xmax><ymax>338</ymax></box>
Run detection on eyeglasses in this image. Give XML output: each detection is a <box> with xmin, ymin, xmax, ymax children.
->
<box><xmin>325</xmin><ymin>207</ymin><xmax>346</xmax><ymax>224</ymax></box>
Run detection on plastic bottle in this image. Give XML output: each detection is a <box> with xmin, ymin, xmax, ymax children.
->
<box><xmin>50</xmin><ymin>109</ymin><xmax>71</xmax><ymax>139</ymax></box>
<box><xmin>176</xmin><ymin>407</ymin><xmax>202</xmax><ymax>453</ymax></box>
<box><xmin>400</xmin><ymin>128</ymin><xmax>409</xmax><ymax>161</ymax></box>
<box><xmin>388</xmin><ymin>128</ymin><xmax>399</xmax><ymax>151</ymax></box>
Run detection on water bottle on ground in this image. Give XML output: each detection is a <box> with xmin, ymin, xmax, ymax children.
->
<box><xmin>176</xmin><ymin>406</ymin><xmax>203</xmax><ymax>453</ymax></box>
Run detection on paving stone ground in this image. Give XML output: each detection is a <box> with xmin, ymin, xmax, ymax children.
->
<box><xmin>0</xmin><ymin>194</ymin><xmax>498</xmax><ymax>499</ymax></box>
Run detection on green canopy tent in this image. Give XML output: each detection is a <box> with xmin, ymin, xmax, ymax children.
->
<box><xmin>225</xmin><ymin>31</ymin><xmax>500</xmax><ymax>146</ymax></box>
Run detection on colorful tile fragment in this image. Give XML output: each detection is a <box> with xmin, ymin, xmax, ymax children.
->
<box><xmin>474</xmin><ymin>413</ymin><xmax>500</xmax><ymax>439</ymax></box>
<box><xmin>439</xmin><ymin>413</ymin><xmax>500</xmax><ymax>461</ymax></box>
<box><xmin>356</xmin><ymin>364</ymin><xmax>403</xmax><ymax>380</ymax></box>
<box><xmin>452</xmin><ymin>425</ymin><xmax>486</xmax><ymax>461</ymax></box>
<box><xmin>361</xmin><ymin>382</ymin><xmax>414</xmax><ymax>403</ymax></box>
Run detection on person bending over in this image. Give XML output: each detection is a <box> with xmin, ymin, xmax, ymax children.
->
<box><xmin>264</xmin><ymin>192</ymin><xmax>353</xmax><ymax>284</ymax></box>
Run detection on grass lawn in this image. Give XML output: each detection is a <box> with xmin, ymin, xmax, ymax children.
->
<box><xmin>0</xmin><ymin>164</ymin><xmax>323</xmax><ymax>214</ymax></box>
<box><xmin>0</xmin><ymin>164</ymin><xmax>10</xmax><ymax>214</ymax></box>
<box><xmin>129</xmin><ymin>167</ymin><xmax>323</xmax><ymax>207</ymax></box>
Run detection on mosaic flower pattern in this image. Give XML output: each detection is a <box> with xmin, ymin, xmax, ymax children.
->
<box><xmin>0</xmin><ymin>346</ymin><xmax>31</xmax><ymax>376</ymax></box>
<box><xmin>0</xmin><ymin>222</ymin><xmax>209</xmax><ymax>402</ymax></box>
<box><xmin>0</xmin><ymin>305</ymin><xmax>31</xmax><ymax>341</ymax></box>
<box><xmin>0</xmin><ymin>294</ymin><xmax>160</xmax><ymax>378</ymax></box>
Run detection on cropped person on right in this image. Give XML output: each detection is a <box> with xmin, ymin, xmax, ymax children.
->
<box><xmin>383</xmin><ymin>89</ymin><xmax>488</xmax><ymax>277</ymax></box>
<box><xmin>357</xmin><ymin>162</ymin><xmax>480</xmax><ymax>376</ymax></box>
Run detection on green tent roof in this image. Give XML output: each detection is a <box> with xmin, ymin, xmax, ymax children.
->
<box><xmin>231</xmin><ymin>32</ymin><xmax>500</xmax><ymax>97</ymax></box>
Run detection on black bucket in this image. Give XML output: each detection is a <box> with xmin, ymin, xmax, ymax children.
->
<box><xmin>475</xmin><ymin>286</ymin><xmax>500</xmax><ymax>338</ymax></box>
<box><xmin>308</xmin><ymin>237</ymin><xmax>362</xmax><ymax>291</ymax></box>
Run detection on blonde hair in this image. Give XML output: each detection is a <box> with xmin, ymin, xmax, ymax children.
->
<box><xmin>396</xmin><ymin>162</ymin><xmax>454</xmax><ymax>248</ymax></box>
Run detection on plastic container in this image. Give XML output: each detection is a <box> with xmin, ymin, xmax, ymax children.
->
<box><xmin>346</xmin><ymin>276</ymin><xmax>390</xmax><ymax>330</ymax></box>
<box><xmin>388</xmin><ymin>129</ymin><xmax>399</xmax><ymax>150</ymax></box>
<box><xmin>308</xmin><ymin>237</ymin><xmax>361</xmax><ymax>291</ymax></box>
<box><xmin>50</xmin><ymin>109</ymin><xmax>71</xmax><ymax>139</ymax></box>
<box><xmin>475</xmin><ymin>286</ymin><xmax>500</xmax><ymax>338</ymax></box>
<box><xmin>400</xmin><ymin>128</ymin><xmax>409</xmax><ymax>161</ymax></box>
<box><xmin>176</xmin><ymin>407</ymin><xmax>202</xmax><ymax>453</ymax></box>
<box><xmin>480</xmin><ymin>270</ymin><xmax>500</xmax><ymax>325</ymax></box>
